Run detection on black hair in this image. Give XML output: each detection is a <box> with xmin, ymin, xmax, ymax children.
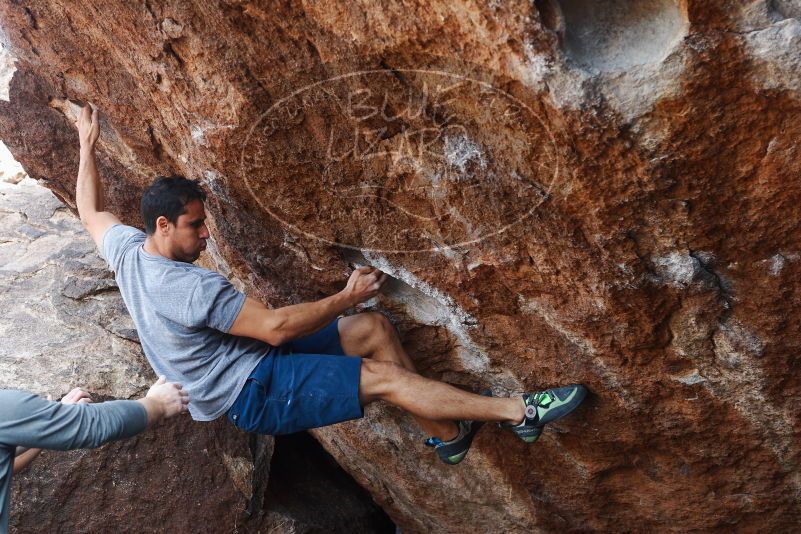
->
<box><xmin>140</xmin><ymin>175</ymin><xmax>207</xmax><ymax>235</ymax></box>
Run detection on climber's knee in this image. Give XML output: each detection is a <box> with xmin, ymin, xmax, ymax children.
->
<box><xmin>358</xmin><ymin>358</ymin><xmax>407</xmax><ymax>404</ymax></box>
<box><xmin>339</xmin><ymin>311</ymin><xmax>397</xmax><ymax>358</ymax></box>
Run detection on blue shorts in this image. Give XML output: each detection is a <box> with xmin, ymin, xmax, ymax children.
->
<box><xmin>227</xmin><ymin>319</ymin><xmax>363</xmax><ymax>435</ymax></box>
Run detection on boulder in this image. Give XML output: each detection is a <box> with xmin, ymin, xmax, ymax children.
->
<box><xmin>0</xmin><ymin>0</ymin><xmax>799</xmax><ymax>531</ymax></box>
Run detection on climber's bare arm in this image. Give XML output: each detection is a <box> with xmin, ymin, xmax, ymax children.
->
<box><xmin>229</xmin><ymin>267</ymin><xmax>387</xmax><ymax>346</ymax></box>
<box><xmin>75</xmin><ymin>104</ymin><xmax>121</xmax><ymax>249</ymax></box>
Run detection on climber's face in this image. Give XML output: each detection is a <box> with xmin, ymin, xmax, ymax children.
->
<box><xmin>165</xmin><ymin>198</ymin><xmax>210</xmax><ymax>263</ymax></box>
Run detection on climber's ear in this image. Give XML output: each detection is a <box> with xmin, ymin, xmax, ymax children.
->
<box><xmin>155</xmin><ymin>215</ymin><xmax>172</xmax><ymax>235</ymax></box>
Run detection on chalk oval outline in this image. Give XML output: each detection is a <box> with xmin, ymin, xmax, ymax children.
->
<box><xmin>239</xmin><ymin>68</ymin><xmax>562</xmax><ymax>254</ymax></box>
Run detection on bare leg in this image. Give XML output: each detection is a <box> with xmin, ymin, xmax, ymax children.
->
<box><xmin>339</xmin><ymin>313</ymin><xmax>523</xmax><ymax>437</ymax></box>
<box><xmin>358</xmin><ymin>358</ymin><xmax>524</xmax><ymax>423</ymax></box>
<box><xmin>339</xmin><ymin>313</ymin><xmax>460</xmax><ymax>439</ymax></box>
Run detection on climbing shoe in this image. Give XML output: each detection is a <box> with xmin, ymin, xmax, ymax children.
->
<box><xmin>425</xmin><ymin>419</ymin><xmax>485</xmax><ymax>465</ymax></box>
<box><xmin>425</xmin><ymin>390</ymin><xmax>493</xmax><ymax>465</ymax></box>
<box><xmin>501</xmin><ymin>384</ymin><xmax>587</xmax><ymax>443</ymax></box>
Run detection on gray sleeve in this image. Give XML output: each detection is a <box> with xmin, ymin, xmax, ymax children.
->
<box><xmin>100</xmin><ymin>224</ymin><xmax>145</xmax><ymax>272</ymax></box>
<box><xmin>184</xmin><ymin>272</ymin><xmax>246</xmax><ymax>332</ymax></box>
<box><xmin>1</xmin><ymin>444</ymin><xmax>13</xmax><ymax>534</ymax></box>
<box><xmin>0</xmin><ymin>391</ymin><xmax>147</xmax><ymax>451</ymax></box>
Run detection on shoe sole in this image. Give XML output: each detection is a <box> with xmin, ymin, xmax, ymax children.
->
<box><xmin>517</xmin><ymin>426</ymin><xmax>543</xmax><ymax>443</ymax></box>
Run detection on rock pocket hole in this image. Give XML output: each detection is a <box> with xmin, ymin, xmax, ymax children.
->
<box><xmin>264</xmin><ymin>433</ymin><xmax>395</xmax><ymax>532</ymax></box>
<box><xmin>551</xmin><ymin>0</ymin><xmax>688</xmax><ymax>72</ymax></box>
<box><xmin>770</xmin><ymin>0</ymin><xmax>801</xmax><ymax>20</ymax></box>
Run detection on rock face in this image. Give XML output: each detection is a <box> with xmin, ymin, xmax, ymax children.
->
<box><xmin>0</xmin><ymin>179</ymin><xmax>145</xmax><ymax>395</ymax></box>
<box><xmin>0</xmin><ymin>0</ymin><xmax>800</xmax><ymax>531</ymax></box>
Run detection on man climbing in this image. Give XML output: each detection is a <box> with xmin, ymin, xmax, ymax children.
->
<box><xmin>1</xmin><ymin>377</ymin><xmax>189</xmax><ymax>533</ymax></box>
<box><xmin>74</xmin><ymin>104</ymin><xmax>587</xmax><ymax>465</ymax></box>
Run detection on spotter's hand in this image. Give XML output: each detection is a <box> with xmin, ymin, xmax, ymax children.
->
<box><xmin>145</xmin><ymin>376</ymin><xmax>190</xmax><ymax>419</ymax></box>
<box><xmin>60</xmin><ymin>387</ymin><xmax>93</xmax><ymax>405</ymax></box>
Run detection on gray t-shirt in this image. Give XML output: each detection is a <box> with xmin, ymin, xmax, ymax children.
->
<box><xmin>0</xmin><ymin>391</ymin><xmax>147</xmax><ymax>534</ymax></box>
<box><xmin>101</xmin><ymin>224</ymin><xmax>271</xmax><ymax>421</ymax></box>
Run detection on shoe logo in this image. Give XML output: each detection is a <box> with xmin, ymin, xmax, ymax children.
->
<box><xmin>525</xmin><ymin>405</ymin><xmax>538</xmax><ymax>419</ymax></box>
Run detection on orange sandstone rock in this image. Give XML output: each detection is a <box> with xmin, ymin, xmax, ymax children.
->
<box><xmin>0</xmin><ymin>0</ymin><xmax>800</xmax><ymax>531</ymax></box>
